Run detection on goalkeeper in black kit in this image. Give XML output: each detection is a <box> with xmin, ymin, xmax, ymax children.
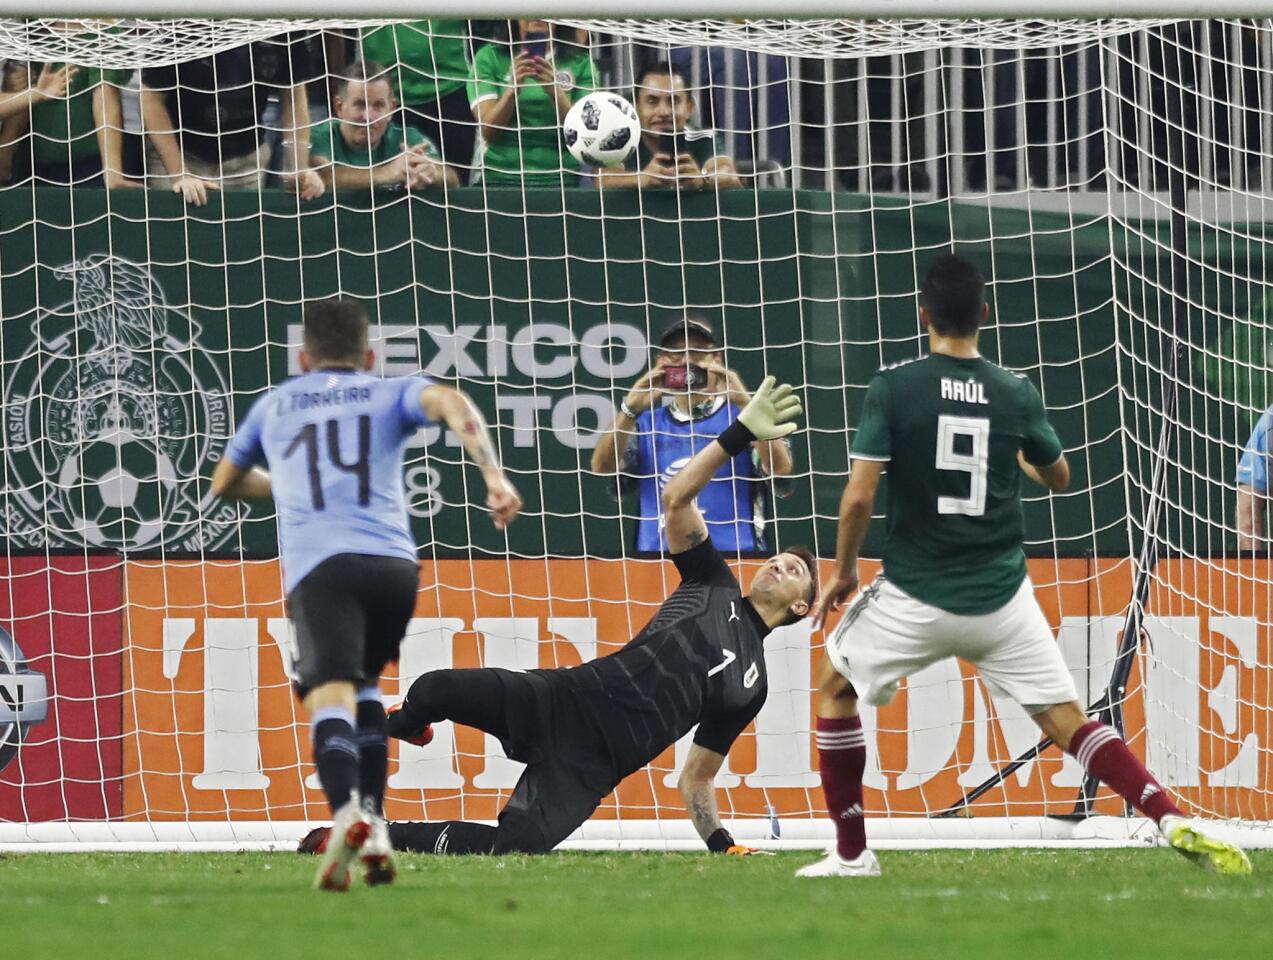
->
<box><xmin>301</xmin><ymin>378</ymin><xmax>814</xmax><ymax>857</ymax></box>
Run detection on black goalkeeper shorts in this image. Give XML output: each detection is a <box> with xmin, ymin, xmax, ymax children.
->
<box><xmin>286</xmin><ymin>553</ymin><xmax>419</xmax><ymax>698</ymax></box>
<box><xmin>492</xmin><ymin>669</ymin><xmax>620</xmax><ymax>854</ymax></box>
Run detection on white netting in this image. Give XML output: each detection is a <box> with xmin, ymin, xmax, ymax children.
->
<box><xmin>0</xmin><ymin>17</ymin><xmax>1181</xmax><ymax>68</ymax></box>
<box><xmin>0</xmin><ymin>17</ymin><xmax>1269</xmax><ymax>848</ymax></box>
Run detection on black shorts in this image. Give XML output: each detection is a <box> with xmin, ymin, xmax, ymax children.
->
<box><xmin>287</xmin><ymin>553</ymin><xmax>419</xmax><ymax>698</ymax></box>
<box><xmin>479</xmin><ymin>669</ymin><xmax>619</xmax><ymax>853</ymax></box>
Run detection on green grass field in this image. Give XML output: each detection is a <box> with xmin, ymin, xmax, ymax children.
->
<box><xmin>7</xmin><ymin>849</ymin><xmax>1270</xmax><ymax>960</ymax></box>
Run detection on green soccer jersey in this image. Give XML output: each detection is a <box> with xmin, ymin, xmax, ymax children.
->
<box><xmin>28</xmin><ymin>64</ymin><xmax>130</xmax><ymax>167</ymax></box>
<box><xmin>310</xmin><ymin>118</ymin><xmax>437</xmax><ymax>168</ymax></box>
<box><xmin>361</xmin><ymin>20</ymin><xmax>470</xmax><ymax>106</ymax></box>
<box><xmin>467</xmin><ymin>42</ymin><xmax>597</xmax><ymax>186</ymax></box>
<box><xmin>851</xmin><ymin>353</ymin><xmax>1064</xmax><ymax>615</ymax></box>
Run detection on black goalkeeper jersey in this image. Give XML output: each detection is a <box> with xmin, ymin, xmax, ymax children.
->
<box><xmin>554</xmin><ymin>539</ymin><xmax>771</xmax><ymax>780</ymax></box>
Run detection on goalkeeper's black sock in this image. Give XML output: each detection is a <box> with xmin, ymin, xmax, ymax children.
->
<box><xmin>356</xmin><ymin>687</ymin><xmax>388</xmax><ymax>816</ymax></box>
<box><xmin>311</xmin><ymin>705</ymin><xmax>359</xmax><ymax>813</ymax></box>
<box><xmin>388</xmin><ymin>821</ymin><xmax>498</xmax><ymax>855</ymax></box>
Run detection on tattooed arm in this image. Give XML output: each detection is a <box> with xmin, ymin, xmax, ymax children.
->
<box><xmin>419</xmin><ymin>385</ymin><xmax>522</xmax><ymax>530</ymax></box>
<box><xmin>677</xmin><ymin>744</ymin><xmax>728</xmax><ymax>844</ymax></box>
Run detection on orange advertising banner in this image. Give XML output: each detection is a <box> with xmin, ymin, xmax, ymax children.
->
<box><xmin>121</xmin><ymin>557</ymin><xmax>1273</xmax><ymax>823</ymax></box>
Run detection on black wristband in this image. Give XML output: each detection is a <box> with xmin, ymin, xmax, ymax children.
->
<box><xmin>717</xmin><ymin>420</ymin><xmax>756</xmax><ymax>458</ymax></box>
<box><xmin>706</xmin><ymin>828</ymin><xmax>735</xmax><ymax>853</ymax></box>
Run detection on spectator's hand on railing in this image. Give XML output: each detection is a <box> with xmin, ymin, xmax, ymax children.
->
<box><xmin>103</xmin><ymin>171</ymin><xmax>144</xmax><ymax>190</ymax></box>
<box><xmin>32</xmin><ymin>63</ymin><xmax>77</xmax><ymax>103</ymax></box>
<box><xmin>172</xmin><ymin>174</ymin><xmax>219</xmax><ymax>207</ymax></box>
<box><xmin>674</xmin><ymin>152</ymin><xmax>706</xmax><ymax>191</ymax></box>
<box><xmin>404</xmin><ymin>151</ymin><xmax>438</xmax><ymax>191</ymax></box>
<box><xmin>283</xmin><ymin>168</ymin><xmax>325</xmax><ymax>201</ymax></box>
<box><xmin>640</xmin><ymin>152</ymin><xmax>677</xmax><ymax>189</ymax></box>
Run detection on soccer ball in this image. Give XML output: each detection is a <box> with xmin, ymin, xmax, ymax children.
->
<box><xmin>563</xmin><ymin>92</ymin><xmax>641</xmax><ymax>167</ymax></box>
<box><xmin>57</xmin><ymin>436</ymin><xmax>179</xmax><ymax>548</ymax></box>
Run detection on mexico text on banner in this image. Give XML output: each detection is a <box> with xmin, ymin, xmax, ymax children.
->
<box><xmin>121</xmin><ymin>558</ymin><xmax>1273</xmax><ymax>822</ymax></box>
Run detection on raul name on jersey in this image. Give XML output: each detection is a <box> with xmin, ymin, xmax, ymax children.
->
<box><xmin>940</xmin><ymin>376</ymin><xmax>989</xmax><ymax>405</ymax></box>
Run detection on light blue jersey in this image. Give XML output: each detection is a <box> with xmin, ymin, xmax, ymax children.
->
<box><xmin>224</xmin><ymin>369</ymin><xmax>434</xmax><ymax>593</ymax></box>
<box><xmin>1237</xmin><ymin>407</ymin><xmax>1273</xmax><ymax>494</ymax></box>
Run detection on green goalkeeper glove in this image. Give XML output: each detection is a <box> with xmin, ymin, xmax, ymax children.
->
<box><xmin>737</xmin><ymin>376</ymin><xmax>802</xmax><ymax>440</ymax></box>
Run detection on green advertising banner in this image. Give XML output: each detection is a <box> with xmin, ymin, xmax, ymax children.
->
<box><xmin>0</xmin><ymin>186</ymin><xmax>1235</xmax><ymax>560</ymax></box>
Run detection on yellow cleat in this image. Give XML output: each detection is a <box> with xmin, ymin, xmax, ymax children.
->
<box><xmin>1163</xmin><ymin>817</ymin><xmax>1253</xmax><ymax>876</ymax></box>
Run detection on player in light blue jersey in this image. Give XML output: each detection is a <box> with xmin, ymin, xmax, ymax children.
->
<box><xmin>211</xmin><ymin>298</ymin><xmax>521</xmax><ymax>891</ymax></box>
<box><xmin>1236</xmin><ymin>406</ymin><xmax>1273</xmax><ymax>551</ymax></box>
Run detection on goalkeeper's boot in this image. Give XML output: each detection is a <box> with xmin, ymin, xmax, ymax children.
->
<box><xmin>314</xmin><ymin>799</ymin><xmax>372</xmax><ymax>892</ymax></box>
<box><xmin>794</xmin><ymin>848</ymin><xmax>881</xmax><ymax>878</ymax></box>
<box><xmin>1161</xmin><ymin>815</ymin><xmax>1252</xmax><ymax>876</ymax></box>
<box><xmin>386</xmin><ymin>701</ymin><xmax>434</xmax><ymax>747</ymax></box>
<box><xmin>360</xmin><ymin>813</ymin><xmax>398</xmax><ymax>887</ymax></box>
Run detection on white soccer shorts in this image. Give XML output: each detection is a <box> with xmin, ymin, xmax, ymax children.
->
<box><xmin>824</xmin><ymin>575</ymin><xmax>1078</xmax><ymax>713</ymax></box>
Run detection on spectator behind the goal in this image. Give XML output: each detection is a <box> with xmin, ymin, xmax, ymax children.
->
<box><xmin>140</xmin><ymin>33</ymin><xmax>324</xmax><ymax>206</ymax></box>
<box><xmin>467</xmin><ymin>20</ymin><xmax>598</xmax><ymax>187</ymax></box>
<box><xmin>361</xmin><ymin>20</ymin><xmax>477</xmax><ymax>183</ymax></box>
<box><xmin>590</xmin><ymin>315</ymin><xmax>793</xmax><ymax>554</ymax></box>
<box><xmin>598</xmin><ymin>60</ymin><xmax>741</xmax><ymax>192</ymax></box>
<box><xmin>1236</xmin><ymin>408</ymin><xmax>1273</xmax><ymax>551</ymax></box>
<box><xmin>0</xmin><ymin>60</ymin><xmax>139</xmax><ymax>187</ymax></box>
<box><xmin>310</xmin><ymin>60</ymin><xmax>458</xmax><ymax>195</ymax></box>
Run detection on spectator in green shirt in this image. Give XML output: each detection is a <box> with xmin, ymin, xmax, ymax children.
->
<box><xmin>310</xmin><ymin>60</ymin><xmax>458</xmax><ymax>194</ymax></box>
<box><xmin>598</xmin><ymin>61</ymin><xmax>741</xmax><ymax>192</ymax></box>
<box><xmin>0</xmin><ymin>60</ymin><xmax>138</xmax><ymax>187</ymax></box>
<box><xmin>467</xmin><ymin>21</ymin><xmax>598</xmax><ymax>187</ymax></box>
<box><xmin>361</xmin><ymin>20</ymin><xmax>477</xmax><ymax>183</ymax></box>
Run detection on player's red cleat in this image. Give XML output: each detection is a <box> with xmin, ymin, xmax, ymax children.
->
<box><xmin>314</xmin><ymin>801</ymin><xmax>371</xmax><ymax>892</ymax></box>
<box><xmin>386</xmin><ymin>701</ymin><xmax>434</xmax><ymax>747</ymax></box>
<box><xmin>298</xmin><ymin>826</ymin><xmax>331</xmax><ymax>855</ymax></box>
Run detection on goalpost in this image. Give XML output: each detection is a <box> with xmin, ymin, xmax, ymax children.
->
<box><xmin>0</xmin><ymin>11</ymin><xmax>1271</xmax><ymax>851</ymax></box>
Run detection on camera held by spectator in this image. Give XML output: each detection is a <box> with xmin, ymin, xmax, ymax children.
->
<box><xmin>591</xmin><ymin>316</ymin><xmax>793</xmax><ymax>554</ymax></box>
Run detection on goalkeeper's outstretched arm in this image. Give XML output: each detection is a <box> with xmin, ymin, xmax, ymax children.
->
<box><xmin>662</xmin><ymin>376</ymin><xmax>802</xmax><ymax>553</ymax></box>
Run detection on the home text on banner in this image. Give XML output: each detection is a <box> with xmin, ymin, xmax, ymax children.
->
<box><xmin>120</xmin><ymin>558</ymin><xmax>1273</xmax><ymax>823</ymax></box>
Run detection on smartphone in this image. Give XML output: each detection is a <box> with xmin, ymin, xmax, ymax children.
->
<box><xmin>659</xmin><ymin>131</ymin><xmax>688</xmax><ymax>157</ymax></box>
<box><xmin>522</xmin><ymin>30</ymin><xmax>548</xmax><ymax>60</ymax></box>
<box><xmin>662</xmin><ymin>364</ymin><xmax>708</xmax><ymax>390</ymax></box>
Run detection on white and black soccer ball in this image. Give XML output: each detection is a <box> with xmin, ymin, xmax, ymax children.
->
<box><xmin>563</xmin><ymin>91</ymin><xmax>641</xmax><ymax>167</ymax></box>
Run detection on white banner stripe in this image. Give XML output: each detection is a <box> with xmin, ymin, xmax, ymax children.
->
<box><xmin>1076</xmin><ymin>728</ymin><xmax>1119</xmax><ymax>767</ymax></box>
<box><xmin>1077</xmin><ymin>734</ymin><xmax>1115</xmax><ymax>768</ymax></box>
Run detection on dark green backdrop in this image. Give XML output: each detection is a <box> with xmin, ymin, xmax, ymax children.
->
<box><xmin>0</xmin><ymin>187</ymin><xmax>1257</xmax><ymax>559</ymax></box>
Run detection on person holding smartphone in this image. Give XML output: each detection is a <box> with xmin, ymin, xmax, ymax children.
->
<box><xmin>467</xmin><ymin>19</ymin><xmax>597</xmax><ymax>187</ymax></box>
<box><xmin>591</xmin><ymin>316</ymin><xmax>794</xmax><ymax>554</ymax></box>
<box><xmin>598</xmin><ymin>60</ymin><xmax>741</xmax><ymax>192</ymax></box>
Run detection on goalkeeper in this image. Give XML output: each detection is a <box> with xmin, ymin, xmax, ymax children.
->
<box><xmin>302</xmin><ymin>379</ymin><xmax>813</xmax><ymax>857</ymax></box>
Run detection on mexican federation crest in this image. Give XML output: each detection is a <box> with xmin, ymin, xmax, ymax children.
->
<box><xmin>1</xmin><ymin>255</ymin><xmax>239</xmax><ymax>552</ymax></box>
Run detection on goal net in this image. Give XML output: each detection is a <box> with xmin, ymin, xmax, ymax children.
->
<box><xmin>0</xmin><ymin>15</ymin><xmax>1269</xmax><ymax>850</ymax></box>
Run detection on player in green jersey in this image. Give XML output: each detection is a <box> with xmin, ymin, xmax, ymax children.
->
<box><xmin>797</xmin><ymin>254</ymin><xmax>1251</xmax><ymax>878</ymax></box>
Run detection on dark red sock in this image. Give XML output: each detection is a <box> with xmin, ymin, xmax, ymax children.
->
<box><xmin>816</xmin><ymin>715</ymin><xmax>867</xmax><ymax>859</ymax></box>
<box><xmin>1068</xmin><ymin>721</ymin><xmax>1181</xmax><ymax>823</ymax></box>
